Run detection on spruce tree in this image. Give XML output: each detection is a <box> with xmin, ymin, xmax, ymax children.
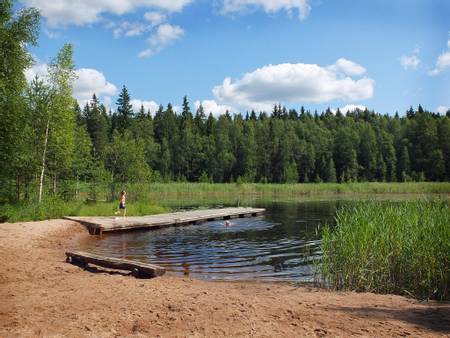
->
<box><xmin>116</xmin><ymin>85</ymin><xmax>133</xmax><ymax>133</ymax></box>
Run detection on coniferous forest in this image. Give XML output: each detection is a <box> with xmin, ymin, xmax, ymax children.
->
<box><xmin>1</xmin><ymin>1</ymin><xmax>450</xmax><ymax>204</ymax></box>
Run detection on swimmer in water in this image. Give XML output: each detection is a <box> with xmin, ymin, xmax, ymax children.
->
<box><xmin>224</xmin><ymin>220</ymin><xmax>231</xmax><ymax>227</ymax></box>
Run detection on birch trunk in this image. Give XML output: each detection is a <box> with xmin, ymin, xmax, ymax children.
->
<box><xmin>38</xmin><ymin>118</ymin><xmax>50</xmax><ymax>203</ymax></box>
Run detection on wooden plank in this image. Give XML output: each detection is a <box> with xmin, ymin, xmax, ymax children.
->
<box><xmin>64</xmin><ymin>207</ymin><xmax>265</xmax><ymax>234</ymax></box>
<box><xmin>66</xmin><ymin>250</ymin><xmax>165</xmax><ymax>278</ymax></box>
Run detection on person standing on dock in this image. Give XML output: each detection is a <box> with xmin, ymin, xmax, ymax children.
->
<box><xmin>115</xmin><ymin>191</ymin><xmax>127</xmax><ymax>217</ymax></box>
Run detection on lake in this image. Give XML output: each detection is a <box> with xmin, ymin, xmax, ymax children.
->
<box><xmin>78</xmin><ymin>200</ymin><xmax>357</xmax><ymax>282</ymax></box>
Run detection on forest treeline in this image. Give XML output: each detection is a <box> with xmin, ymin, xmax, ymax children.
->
<box><xmin>1</xmin><ymin>1</ymin><xmax>450</xmax><ymax>203</ymax></box>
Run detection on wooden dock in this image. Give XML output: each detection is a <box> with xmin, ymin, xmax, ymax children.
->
<box><xmin>66</xmin><ymin>250</ymin><xmax>165</xmax><ymax>278</ymax></box>
<box><xmin>64</xmin><ymin>207</ymin><xmax>265</xmax><ymax>235</ymax></box>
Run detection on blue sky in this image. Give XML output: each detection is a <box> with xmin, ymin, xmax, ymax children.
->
<box><xmin>22</xmin><ymin>0</ymin><xmax>450</xmax><ymax>115</ymax></box>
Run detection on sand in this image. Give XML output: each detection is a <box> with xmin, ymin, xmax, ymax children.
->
<box><xmin>0</xmin><ymin>220</ymin><xmax>449</xmax><ymax>337</ymax></box>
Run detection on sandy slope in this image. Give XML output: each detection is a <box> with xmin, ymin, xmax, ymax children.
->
<box><xmin>0</xmin><ymin>219</ymin><xmax>448</xmax><ymax>337</ymax></box>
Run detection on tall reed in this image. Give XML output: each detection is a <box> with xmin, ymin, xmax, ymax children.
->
<box><xmin>137</xmin><ymin>182</ymin><xmax>450</xmax><ymax>197</ymax></box>
<box><xmin>320</xmin><ymin>199</ymin><xmax>449</xmax><ymax>300</ymax></box>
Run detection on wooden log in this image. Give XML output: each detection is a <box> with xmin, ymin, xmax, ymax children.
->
<box><xmin>66</xmin><ymin>250</ymin><xmax>165</xmax><ymax>278</ymax></box>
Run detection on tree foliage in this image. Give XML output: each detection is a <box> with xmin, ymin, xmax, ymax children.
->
<box><xmin>1</xmin><ymin>1</ymin><xmax>449</xmax><ymax>203</ymax></box>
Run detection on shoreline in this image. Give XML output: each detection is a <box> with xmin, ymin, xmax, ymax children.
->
<box><xmin>1</xmin><ymin>219</ymin><xmax>449</xmax><ymax>337</ymax></box>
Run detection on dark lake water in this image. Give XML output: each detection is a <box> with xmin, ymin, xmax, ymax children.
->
<box><xmin>79</xmin><ymin>200</ymin><xmax>349</xmax><ymax>282</ymax></box>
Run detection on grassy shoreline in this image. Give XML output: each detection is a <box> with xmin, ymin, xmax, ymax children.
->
<box><xmin>146</xmin><ymin>182</ymin><xmax>450</xmax><ymax>195</ymax></box>
<box><xmin>1</xmin><ymin>182</ymin><xmax>449</xmax><ymax>222</ymax></box>
<box><xmin>0</xmin><ymin>199</ymin><xmax>168</xmax><ymax>223</ymax></box>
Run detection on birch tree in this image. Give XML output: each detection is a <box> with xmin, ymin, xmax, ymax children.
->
<box><xmin>0</xmin><ymin>0</ymin><xmax>39</xmax><ymax>201</ymax></box>
<box><xmin>38</xmin><ymin>44</ymin><xmax>76</xmax><ymax>202</ymax></box>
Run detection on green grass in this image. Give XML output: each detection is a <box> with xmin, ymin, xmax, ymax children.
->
<box><xmin>73</xmin><ymin>182</ymin><xmax>450</xmax><ymax>199</ymax></box>
<box><xmin>0</xmin><ymin>198</ymin><xmax>168</xmax><ymax>223</ymax></box>
<box><xmin>141</xmin><ymin>182</ymin><xmax>450</xmax><ymax>196</ymax></box>
<box><xmin>2</xmin><ymin>182</ymin><xmax>449</xmax><ymax>222</ymax></box>
<box><xmin>320</xmin><ymin>199</ymin><xmax>450</xmax><ymax>300</ymax></box>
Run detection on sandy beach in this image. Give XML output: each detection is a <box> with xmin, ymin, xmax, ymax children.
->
<box><xmin>0</xmin><ymin>219</ymin><xmax>448</xmax><ymax>337</ymax></box>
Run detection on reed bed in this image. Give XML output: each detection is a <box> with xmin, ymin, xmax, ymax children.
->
<box><xmin>320</xmin><ymin>199</ymin><xmax>449</xmax><ymax>300</ymax></box>
<box><xmin>146</xmin><ymin>182</ymin><xmax>450</xmax><ymax>195</ymax></box>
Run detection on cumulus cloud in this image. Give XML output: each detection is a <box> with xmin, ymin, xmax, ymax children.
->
<box><xmin>220</xmin><ymin>0</ymin><xmax>311</xmax><ymax>20</ymax></box>
<box><xmin>194</xmin><ymin>100</ymin><xmax>233</xmax><ymax>116</ymax></box>
<box><xmin>144</xmin><ymin>11</ymin><xmax>167</xmax><ymax>26</ymax></box>
<box><xmin>329</xmin><ymin>58</ymin><xmax>366</xmax><ymax>76</ymax></box>
<box><xmin>25</xmin><ymin>63</ymin><xmax>118</xmax><ymax>106</ymax></box>
<box><xmin>212</xmin><ymin>60</ymin><xmax>374</xmax><ymax>111</ymax></box>
<box><xmin>131</xmin><ymin>99</ymin><xmax>160</xmax><ymax>114</ymax></box>
<box><xmin>429</xmin><ymin>33</ymin><xmax>450</xmax><ymax>75</ymax></box>
<box><xmin>437</xmin><ymin>105</ymin><xmax>449</xmax><ymax>114</ymax></box>
<box><xmin>429</xmin><ymin>52</ymin><xmax>450</xmax><ymax>75</ymax></box>
<box><xmin>74</xmin><ymin>68</ymin><xmax>118</xmax><ymax>105</ymax></box>
<box><xmin>20</xmin><ymin>0</ymin><xmax>193</xmax><ymax>27</ymax></box>
<box><xmin>138</xmin><ymin>24</ymin><xmax>184</xmax><ymax>57</ymax></box>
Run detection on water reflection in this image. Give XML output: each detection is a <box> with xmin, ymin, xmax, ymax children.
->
<box><xmin>79</xmin><ymin>201</ymin><xmax>346</xmax><ymax>282</ymax></box>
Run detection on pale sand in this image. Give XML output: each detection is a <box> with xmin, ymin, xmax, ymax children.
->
<box><xmin>0</xmin><ymin>219</ymin><xmax>448</xmax><ymax>337</ymax></box>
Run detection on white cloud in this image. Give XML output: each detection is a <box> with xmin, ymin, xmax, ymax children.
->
<box><xmin>20</xmin><ymin>0</ymin><xmax>193</xmax><ymax>27</ymax></box>
<box><xmin>109</xmin><ymin>11</ymin><xmax>168</xmax><ymax>38</ymax></box>
<box><xmin>74</xmin><ymin>68</ymin><xmax>118</xmax><ymax>105</ymax></box>
<box><xmin>25</xmin><ymin>63</ymin><xmax>118</xmax><ymax>106</ymax></box>
<box><xmin>138</xmin><ymin>24</ymin><xmax>184</xmax><ymax>57</ymax></box>
<box><xmin>213</xmin><ymin>60</ymin><xmax>374</xmax><ymax>111</ymax></box>
<box><xmin>194</xmin><ymin>100</ymin><xmax>233</xmax><ymax>116</ymax></box>
<box><xmin>329</xmin><ymin>58</ymin><xmax>366</xmax><ymax>76</ymax></box>
<box><xmin>331</xmin><ymin>104</ymin><xmax>366</xmax><ymax>115</ymax></box>
<box><xmin>399</xmin><ymin>45</ymin><xmax>421</xmax><ymax>70</ymax></box>
<box><xmin>437</xmin><ymin>105</ymin><xmax>449</xmax><ymax>114</ymax></box>
<box><xmin>131</xmin><ymin>99</ymin><xmax>159</xmax><ymax>114</ymax></box>
<box><xmin>429</xmin><ymin>52</ymin><xmax>450</xmax><ymax>75</ymax></box>
<box><xmin>429</xmin><ymin>33</ymin><xmax>450</xmax><ymax>75</ymax></box>
<box><xmin>221</xmin><ymin>0</ymin><xmax>311</xmax><ymax>20</ymax></box>
<box><xmin>400</xmin><ymin>55</ymin><xmax>420</xmax><ymax>70</ymax></box>
<box><xmin>111</xmin><ymin>21</ymin><xmax>149</xmax><ymax>38</ymax></box>
<box><xmin>144</xmin><ymin>11</ymin><xmax>167</xmax><ymax>26</ymax></box>
<box><xmin>25</xmin><ymin>63</ymin><xmax>48</xmax><ymax>82</ymax></box>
